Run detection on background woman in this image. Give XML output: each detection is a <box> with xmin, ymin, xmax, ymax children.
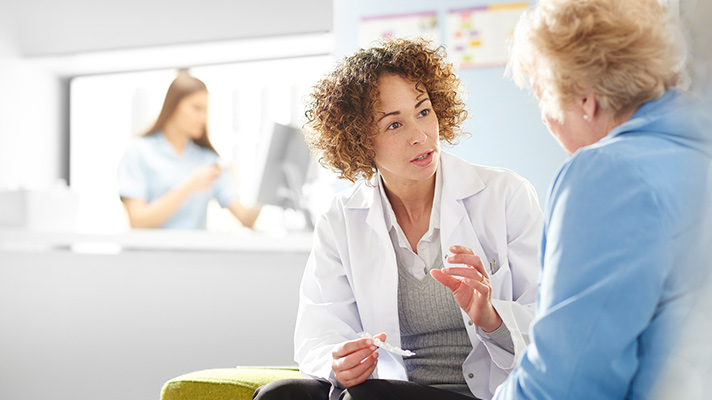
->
<box><xmin>495</xmin><ymin>0</ymin><xmax>712</xmax><ymax>398</ymax></box>
<box><xmin>117</xmin><ymin>72</ymin><xmax>260</xmax><ymax>229</ymax></box>
<box><xmin>254</xmin><ymin>38</ymin><xmax>542</xmax><ymax>400</ymax></box>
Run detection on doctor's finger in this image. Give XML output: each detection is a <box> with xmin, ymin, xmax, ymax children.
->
<box><xmin>333</xmin><ymin>351</ymin><xmax>378</xmax><ymax>376</ymax></box>
<box><xmin>334</xmin><ymin>353</ymin><xmax>378</xmax><ymax>388</ymax></box>
<box><xmin>448</xmin><ymin>245</ymin><xmax>476</xmax><ymax>255</ymax></box>
<box><xmin>445</xmin><ymin>251</ymin><xmax>484</xmax><ymax>267</ymax></box>
<box><xmin>436</xmin><ymin>268</ymin><xmax>492</xmax><ymax>300</ymax></box>
<box><xmin>430</xmin><ymin>268</ymin><xmax>463</xmax><ymax>291</ymax></box>
<box><xmin>461</xmin><ymin>278</ymin><xmax>492</xmax><ymax>296</ymax></box>
<box><xmin>444</xmin><ymin>255</ymin><xmax>489</xmax><ymax>278</ymax></box>
<box><xmin>332</xmin><ymin>346</ymin><xmax>378</xmax><ymax>371</ymax></box>
<box><xmin>349</xmin><ymin>354</ymin><xmax>379</xmax><ymax>387</ymax></box>
<box><xmin>332</xmin><ymin>338</ymin><xmax>376</xmax><ymax>360</ymax></box>
<box><xmin>440</xmin><ymin>266</ymin><xmax>488</xmax><ymax>282</ymax></box>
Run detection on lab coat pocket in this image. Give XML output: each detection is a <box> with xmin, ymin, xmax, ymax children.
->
<box><xmin>488</xmin><ymin>258</ymin><xmax>513</xmax><ymax>300</ymax></box>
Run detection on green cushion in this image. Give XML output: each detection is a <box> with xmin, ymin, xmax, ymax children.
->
<box><xmin>161</xmin><ymin>367</ymin><xmax>304</xmax><ymax>400</ymax></box>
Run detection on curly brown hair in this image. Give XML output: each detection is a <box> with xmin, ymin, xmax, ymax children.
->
<box><xmin>304</xmin><ymin>38</ymin><xmax>469</xmax><ymax>182</ymax></box>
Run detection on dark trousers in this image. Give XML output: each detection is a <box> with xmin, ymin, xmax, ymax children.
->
<box><xmin>253</xmin><ymin>378</ymin><xmax>479</xmax><ymax>400</ymax></box>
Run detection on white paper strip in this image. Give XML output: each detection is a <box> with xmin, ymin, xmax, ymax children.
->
<box><xmin>358</xmin><ymin>332</ymin><xmax>416</xmax><ymax>357</ymax></box>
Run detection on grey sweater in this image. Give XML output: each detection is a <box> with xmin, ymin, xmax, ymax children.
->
<box><xmin>397</xmin><ymin>248</ymin><xmax>514</xmax><ymax>394</ymax></box>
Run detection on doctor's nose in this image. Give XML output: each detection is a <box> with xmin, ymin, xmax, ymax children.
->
<box><xmin>409</xmin><ymin>126</ymin><xmax>428</xmax><ymax>145</ymax></box>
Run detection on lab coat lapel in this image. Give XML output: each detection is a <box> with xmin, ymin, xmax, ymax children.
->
<box><xmin>439</xmin><ymin>153</ymin><xmax>489</xmax><ymax>264</ymax></box>
<box><xmin>345</xmin><ymin>178</ymin><xmax>401</xmax><ymax>348</ymax></box>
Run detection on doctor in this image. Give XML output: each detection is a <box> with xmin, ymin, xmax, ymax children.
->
<box><xmin>253</xmin><ymin>38</ymin><xmax>542</xmax><ymax>400</ymax></box>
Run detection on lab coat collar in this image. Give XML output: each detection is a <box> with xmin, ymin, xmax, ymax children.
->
<box><xmin>377</xmin><ymin>160</ymin><xmax>443</xmax><ymax>233</ymax></box>
<box><xmin>439</xmin><ymin>151</ymin><xmax>485</xmax><ymax>200</ymax></box>
<box><xmin>343</xmin><ymin>152</ymin><xmax>485</xmax><ymax>208</ymax></box>
<box><xmin>343</xmin><ymin>151</ymin><xmax>486</xmax><ymax>241</ymax></box>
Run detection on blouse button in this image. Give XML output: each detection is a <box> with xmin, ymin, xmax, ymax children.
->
<box><xmin>468</xmin><ymin>373</ymin><xmax>474</xmax><ymax>379</ymax></box>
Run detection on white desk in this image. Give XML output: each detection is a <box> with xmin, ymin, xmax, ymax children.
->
<box><xmin>0</xmin><ymin>228</ymin><xmax>313</xmax><ymax>252</ymax></box>
<box><xmin>0</xmin><ymin>228</ymin><xmax>312</xmax><ymax>400</ymax></box>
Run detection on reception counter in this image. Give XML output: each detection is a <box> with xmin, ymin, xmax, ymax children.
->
<box><xmin>0</xmin><ymin>229</ymin><xmax>312</xmax><ymax>400</ymax></box>
<box><xmin>0</xmin><ymin>227</ymin><xmax>313</xmax><ymax>252</ymax></box>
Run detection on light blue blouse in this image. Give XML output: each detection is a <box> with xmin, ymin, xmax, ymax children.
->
<box><xmin>117</xmin><ymin>132</ymin><xmax>239</xmax><ymax>229</ymax></box>
<box><xmin>494</xmin><ymin>91</ymin><xmax>712</xmax><ymax>399</ymax></box>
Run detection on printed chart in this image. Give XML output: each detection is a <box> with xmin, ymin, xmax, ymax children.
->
<box><xmin>359</xmin><ymin>11</ymin><xmax>440</xmax><ymax>49</ymax></box>
<box><xmin>447</xmin><ymin>2</ymin><xmax>528</xmax><ymax>68</ymax></box>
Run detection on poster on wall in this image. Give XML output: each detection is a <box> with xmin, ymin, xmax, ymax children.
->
<box><xmin>359</xmin><ymin>11</ymin><xmax>440</xmax><ymax>49</ymax></box>
<box><xmin>447</xmin><ymin>2</ymin><xmax>529</xmax><ymax>69</ymax></box>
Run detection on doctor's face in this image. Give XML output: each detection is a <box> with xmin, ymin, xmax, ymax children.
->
<box><xmin>372</xmin><ymin>74</ymin><xmax>440</xmax><ymax>189</ymax></box>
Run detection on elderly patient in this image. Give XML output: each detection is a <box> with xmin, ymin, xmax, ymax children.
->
<box><xmin>494</xmin><ymin>0</ymin><xmax>712</xmax><ymax>399</ymax></box>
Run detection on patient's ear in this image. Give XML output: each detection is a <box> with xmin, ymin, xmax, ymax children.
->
<box><xmin>580</xmin><ymin>91</ymin><xmax>598</xmax><ymax>120</ymax></box>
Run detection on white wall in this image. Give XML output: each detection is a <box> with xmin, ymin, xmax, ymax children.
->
<box><xmin>0</xmin><ymin>13</ymin><xmax>65</xmax><ymax>189</ymax></box>
<box><xmin>0</xmin><ymin>0</ymin><xmax>332</xmax><ymax>191</ymax></box>
<box><xmin>653</xmin><ymin>3</ymin><xmax>712</xmax><ymax>398</ymax></box>
<box><xmin>682</xmin><ymin>0</ymin><xmax>712</xmax><ymax>99</ymax></box>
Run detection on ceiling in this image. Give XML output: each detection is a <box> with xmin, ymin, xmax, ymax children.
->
<box><xmin>0</xmin><ymin>0</ymin><xmax>333</xmax><ymax>57</ymax></box>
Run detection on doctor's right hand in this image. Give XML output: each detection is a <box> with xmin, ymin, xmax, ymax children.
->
<box><xmin>331</xmin><ymin>333</ymin><xmax>385</xmax><ymax>388</ymax></box>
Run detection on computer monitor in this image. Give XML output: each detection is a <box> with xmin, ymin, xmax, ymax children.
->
<box><xmin>255</xmin><ymin>122</ymin><xmax>315</xmax><ymax>228</ymax></box>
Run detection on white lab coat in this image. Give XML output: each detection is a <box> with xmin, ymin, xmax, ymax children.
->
<box><xmin>294</xmin><ymin>152</ymin><xmax>542</xmax><ymax>399</ymax></box>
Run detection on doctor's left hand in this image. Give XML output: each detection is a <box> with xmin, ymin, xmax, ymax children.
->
<box><xmin>431</xmin><ymin>245</ymin><xmax>502</xmax><ymax>333</ymax></box>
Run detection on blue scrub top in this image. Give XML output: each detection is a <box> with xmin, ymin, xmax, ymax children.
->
<box><xmin>117</xmin><ymin>132</ymin><xmax>239</xmax><ymax>229</ymax></box>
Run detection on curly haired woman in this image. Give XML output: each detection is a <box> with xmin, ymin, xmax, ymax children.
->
<box><xmin>253</xmin><ymin>38</ymin><xmax>543</xmax><ymax>400</ymax></box>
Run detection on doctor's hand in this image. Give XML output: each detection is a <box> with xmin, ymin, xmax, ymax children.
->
<box><xmin>431</xmin><ymin>245</ymin><xmax>502</xmax><ymax>333</ymax></box>
<box><xmin>183</xmin><ymin>165</ymin><xmax>222</xmax><ymax>193</ymax></box>
<box><xmin>331</xmin><ymin>333</ymin><xmax>385</xmax><ymax>388</ymax></box>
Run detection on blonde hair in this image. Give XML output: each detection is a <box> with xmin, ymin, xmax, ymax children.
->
<box><xmin>508</xmin><ymin>0</ymin><xmax>685</xmax><ymax>121</ymax></box>
<box><xmin>304</xmin><ymin>38</ymin><xmax>468</xmax><ymax>182</ymax></box>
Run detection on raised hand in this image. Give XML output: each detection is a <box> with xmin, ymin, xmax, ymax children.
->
<box><xmin>431</xmin><ymin>245</ymin><xmax>502</xmax><ymax>332</ymax></box>
<box><xmin>184</xmin><ymin>165</ymin><xmax>221</xmax><ymax>193</ymax></box>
